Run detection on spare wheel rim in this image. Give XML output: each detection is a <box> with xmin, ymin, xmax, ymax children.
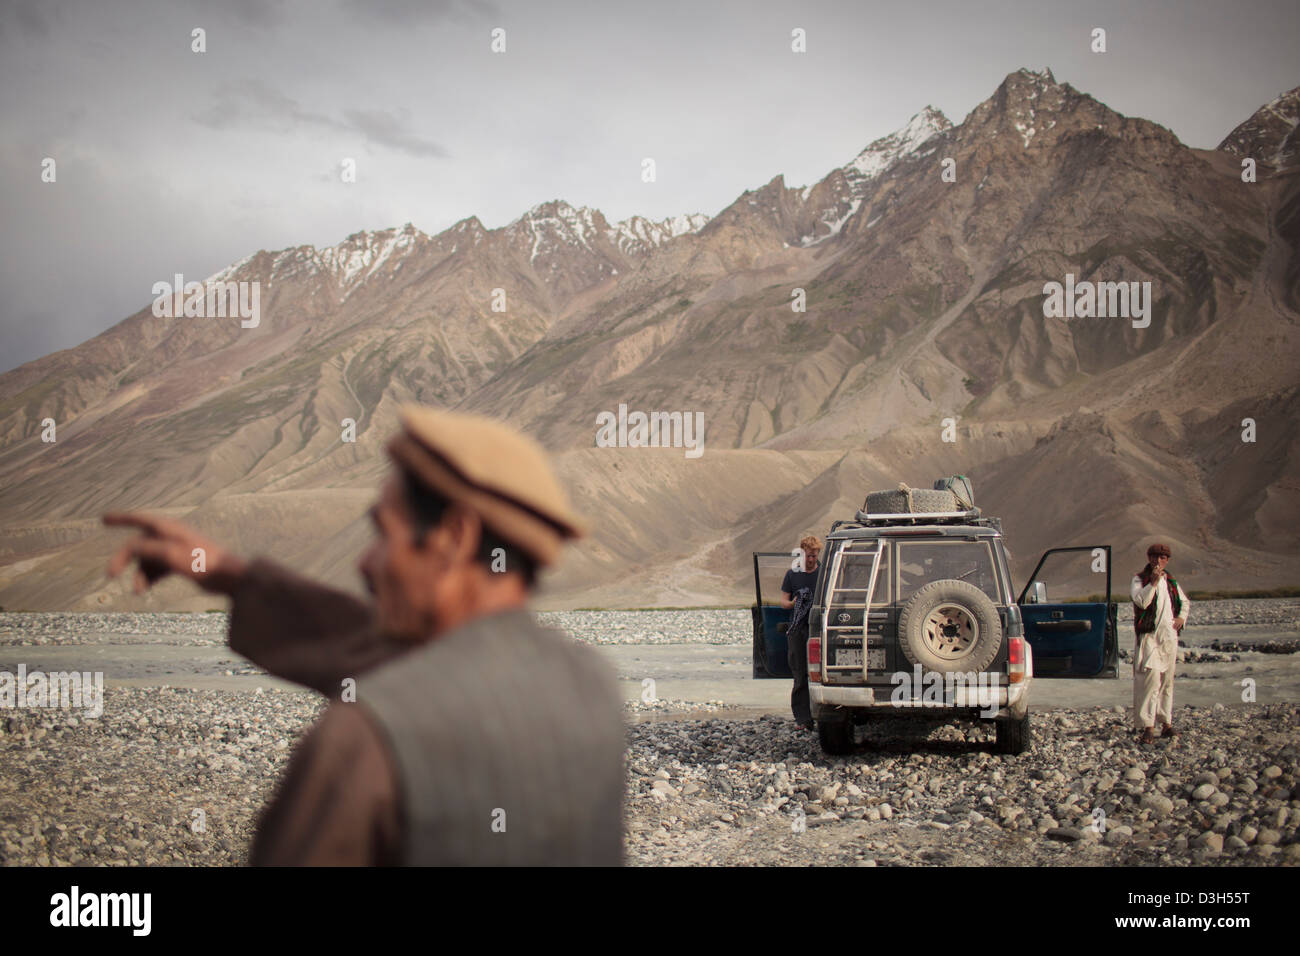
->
<box><xmin>922</xmin><ymin>603</ymin><xmax>979</xmax><ymax>660</ymax></box>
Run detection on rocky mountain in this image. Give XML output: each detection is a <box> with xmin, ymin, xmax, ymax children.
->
<box><xmin>1</xmin><ymin>68</ymin><xmax>1297</xmax><ymax>611</ymax></box>
<box><xmin>1218</xmin><ymin>84</ymin><xmax>1300</xmax><ymax>169</ymax></box>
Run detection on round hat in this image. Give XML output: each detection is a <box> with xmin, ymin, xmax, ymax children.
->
<box><xmin>385</xmin><ymin>405</ymin><xmax>587</xmax><ymax>567</ymax></box>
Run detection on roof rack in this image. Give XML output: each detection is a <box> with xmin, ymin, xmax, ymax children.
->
<box><xmin>828</xmin><ymin>510</ymin><xmax>1003</xmax><ymax>534</ymax></box>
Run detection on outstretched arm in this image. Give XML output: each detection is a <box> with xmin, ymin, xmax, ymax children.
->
<box><xmin>104</xmin><ymin>512</ymin><xmax>408</xmax><ymax>695</ymax></box>
<box><xmin>228</xmin><ymin>558</ymin><xmax>409</xmax><ymax>694</ymax></box>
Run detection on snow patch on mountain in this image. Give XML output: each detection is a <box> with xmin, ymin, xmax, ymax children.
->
<box><xmin>318</xmin><ymin>223</ymin><xmax>425</xmax><ymax>286</ymax></box>
<box><xmin>794</xmin><ymin>106</ymin><xmax>950</xmax><ymax>246</ymax></box>
<box><xmin>1014</xmin><ymin>118</ymin><xmax>1036</xmax><ymax>148</ymax></box>
<box><xmin>1217</xmin><ymin>84</ymin><xmax>1300</xmax><ymax>167</ymax></box>
<box><xmin>842</xmin><ymin>106</ymin><xmax>952</xmax><ymax>187</ymax></box>
<box><xmin>506</xmin><ymin>201</ymin><xmax>607</xmax><ymax>263</ymax></box>
<box><xmin>203</xmin><ymin>253</ymin><xmax>256</xmax><ymax>285</ymax></box>
<box><xmin>608</xmin><ymin>212</ymin><xmax>709</xmax><ymax>254</ymax></box>
<box><xmin>802</xmin><ymin>199</ymin><xmax>862</xmax><ymax>247</ymax></box>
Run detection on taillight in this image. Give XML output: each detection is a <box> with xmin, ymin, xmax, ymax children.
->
<box><xmin>807</xmin><ymin>637</ymin><xmax>822</xmax><ymax>683</ymax></box>
<box><xmin>1007</xmin><ymin>636</ymin><xmax>1025</xmax><ymax>684</ymax></box>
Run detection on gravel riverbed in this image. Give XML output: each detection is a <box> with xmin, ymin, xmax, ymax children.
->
<box><xmin>3</xmin><ymin>598</ymin><xmax>1297</xmax><ymax>646</ymax></box>
<box><xmin>625</xmin><ymin>704</ymin><xmax>1300</xmax><ymax>866</ymax></box>
<box><xmin>0</xmin><ymin>602</ymin><xmax>1296</xmax><ymax>866</ymax></box>
<box><xmin>1</xmin><ymin>688</ymin><xmax>1296</xmax><ymax>866</ymax></box>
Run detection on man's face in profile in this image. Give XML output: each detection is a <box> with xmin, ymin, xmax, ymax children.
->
<box><xmin>359</xmin><ymin>474</ymin><xmax>443</xmax><ymax>640</ymax></box>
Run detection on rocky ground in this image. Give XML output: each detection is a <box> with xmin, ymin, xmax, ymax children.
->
<box><xmin>0</xmin><ymin>687</ymin><xmax>317</xmax><ymax>865</ymax></box>
<box><xmin>4</xmin><ymin>597</ymin><xmax>1298</xmax><ymax>646</ymax></box>
<box><xmin>0</xmin><ymin>600</ymin><xmax>1296</xmax><ymax>866</ymax></box>
<box><xmin>0</xmin><ymin>689</ymin><xmax>1296</xmax><ymax>866</ymax></box>
<box><xmin>0</xmin><ymin>608</ymin><xmax>750</xmax><ymax>647</ymax></box>
<box><xmin>625</xmin><ymin>704</ymin><xmax>1300</xmax><ymax>866</ymax></box>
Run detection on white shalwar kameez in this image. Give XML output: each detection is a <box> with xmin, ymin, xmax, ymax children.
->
<box><xmin>1131</xmin><ymin>573</ymin><xmax>1191</xmax><ymax>730</ymax></box>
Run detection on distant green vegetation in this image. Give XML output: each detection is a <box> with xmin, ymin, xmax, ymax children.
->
<box><xmin>1186</xmin><ymin>587</ymin><xmax>1300</xmax><ymax>601</ymax></box>
<box><xmin>566</xmin><ymin>605</ymin><xmax>748</xmax><ymax>612</ymax></box>
<box><xmin>1064</xmin><ymin>587</ymin><xmax>1300</xmax><ymax>604</ymax></box>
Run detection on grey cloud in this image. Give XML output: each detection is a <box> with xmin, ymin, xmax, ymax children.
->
<box><xmin>340</xmin><ymin>0</ymin><xmax>499</xmax><ymax>24</ymax></box>
<box><xmin>209</xmin><ymin>0</ymin><xmax>288</xmax><ymax>26</ymax></box>
<box><xmin>193</xmin><ymin>79</ymin><xmax>447</xmax><ymax>158</ymax></box>
<box><xmin>0</xmin><ymin>0</ymin><xmax>64</xmax><ymax>41</ymax></box>
<box><xmin>193</xmin><ymin>79</ymin><xmax>337</xmax><ymax>130</ymax></box>
<box><xmin>341</xmin><ymin>108</ymin><xmax>448</xmax><ymax>158</ymax></box>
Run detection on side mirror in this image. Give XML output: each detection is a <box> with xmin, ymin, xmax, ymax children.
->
<box><xmin>1027</xmin><ymin>582</ymin><xmax>1047</xmax><ymax>604</ymax></box>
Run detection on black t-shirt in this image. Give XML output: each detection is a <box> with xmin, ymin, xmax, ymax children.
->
<box><xmin>782</xmin><ymin>565</ymin><xmax>819</xmax><ymax>634</ymax></box>
<box><xmin>781</xmin><ymin>566</ymin><xmax>820</xmax><ymax>598</ymax></box>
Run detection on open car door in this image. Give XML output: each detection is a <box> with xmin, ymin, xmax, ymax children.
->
<box><xmin>1017</xmin><ymin>546</ymin><xmax>1119</xmax><ymax>678</ymax></box>
<box><xmin>752</xmin><ymin>551</ymin><xmax>798</xmax><ymax>679</ymax></box>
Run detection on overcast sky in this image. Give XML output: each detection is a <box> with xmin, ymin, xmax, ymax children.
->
<box><xmin>1</xmin><ymin>0</ymin><xmax>1297</xmax><ymax>373</ymax></box>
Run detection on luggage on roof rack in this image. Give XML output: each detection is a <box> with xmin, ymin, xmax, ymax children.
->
<box><xmin>862</xmin><ymin>484</ymin><xmax>956</xmax><ymax>515</ymax></box>
<box><xmin>827</xmin><ymin>512</ymin><xmax>1002</xmax><ymax>534</ymax></box>
<box><xmin>861</xmin><ymin>478</ymin><xmax>977</xmax><ymax>518</ymax></box>
<box><xmin>933</xmin><ymin>475</ymin><xmax>975</xmax><ymax>510</ymax></box>
<box><xmin>853</xmin><ymin>509</ymin><xmax>980</xmax><ymax>524</ymax></box>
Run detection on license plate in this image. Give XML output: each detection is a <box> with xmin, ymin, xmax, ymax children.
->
<box><xmin>836</xmin><ymin>648</ymin><xmax>885</xmax><ymax>669</ymax></box>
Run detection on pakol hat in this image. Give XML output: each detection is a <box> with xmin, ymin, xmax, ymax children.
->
<box><xmin>1146</xmin><ymin>542</ymin><xmax>1172</xmax><ymax>558</ymax></box>
<box><xmin>385</xmin><ymin>406</ymin><xmax>586</xmax><ymax>567</ymax></box>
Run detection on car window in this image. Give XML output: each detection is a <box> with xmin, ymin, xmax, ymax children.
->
<box><xmin>896</xmin><ymin>540</ymin><xmax>999</xmax><ymax>603</ymax></box>
<box><xmin>755</xmin><ymin>552</ymin><xmax>806</xmax><ymax>605</ymax></box>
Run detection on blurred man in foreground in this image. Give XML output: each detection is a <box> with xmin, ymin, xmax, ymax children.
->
<box><xmin>105</xmin><ymin>406</ymin><xmax>625</xmax><ymax>865</ymax></box>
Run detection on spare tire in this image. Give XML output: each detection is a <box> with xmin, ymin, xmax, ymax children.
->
<box><xmin>898</xmin><ymin>579</ymin><xmax>1002</xmax><ymax>676</ymax></box>
<box><xmin>864</xmin><ymin>488</ymin><xmax>957</xmax><ymax>515</ymax></box>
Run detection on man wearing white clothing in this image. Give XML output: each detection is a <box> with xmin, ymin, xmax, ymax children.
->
<box><xmin>1130</xmin><ymin>542</ymin><xmax>1190</xmax><ymax>745</ymax></box>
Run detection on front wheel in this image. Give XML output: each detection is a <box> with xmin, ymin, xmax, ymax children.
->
<box><xmin>995</xmin><ymin>712</ymin><xmax>1030</xmax><ymax>755</ymax></box>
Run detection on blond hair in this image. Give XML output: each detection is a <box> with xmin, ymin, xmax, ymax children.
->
<box><xmin>799</xmin><ymin>534</ymin><xmax>822</xmax><ymax>554</ymax></box>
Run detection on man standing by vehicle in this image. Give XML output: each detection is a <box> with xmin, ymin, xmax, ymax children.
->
<box><xmin>781</xmin><ymin>534</ymin><xmax>821</xmax><ymax>731</ymax></box>
<box><xmin>1131</xmin><ymin>542</ymin><xmax>1190</xmax><ymax>745</ymax></box>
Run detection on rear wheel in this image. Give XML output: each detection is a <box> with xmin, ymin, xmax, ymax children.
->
<box><xmin>817</xmin><ymin>716</ymin><xmax>854</xmax><ymax>755</ymax></box>
<box><xmin>996</xmin><ymin>712</ymin><xmax>1030</xmax><ymax>755</ymax></box>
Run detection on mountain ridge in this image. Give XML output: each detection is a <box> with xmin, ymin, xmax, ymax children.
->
<box><xmin>1</xmin><ymin>68</ymin><xmax>1297</xmax><ymax>611</ymax></box>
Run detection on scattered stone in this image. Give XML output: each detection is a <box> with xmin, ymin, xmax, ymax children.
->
<box><xmin>1255</xmin><ymin>829</ymin><xmax>1282</xmax><ymax>846</ymax></box>
<box><xmin>1104</xmin><ymin>825</ymin><xmax>1134</xmax><ymax>846</ymax></box>
<box><xmin>1045</xmin><ymin>827</ymin><xmax>1083</xmax><ymax>842</ymax></box>
<box><xmin>1193</xmin><ymin>832</ymin><xmax>1224</xmax><ymax>853</ymax></box>
<box><xmin>1140</xmin><ymin>793</ymin><xmax>1174</xmax><ymax>818</ymax></box>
